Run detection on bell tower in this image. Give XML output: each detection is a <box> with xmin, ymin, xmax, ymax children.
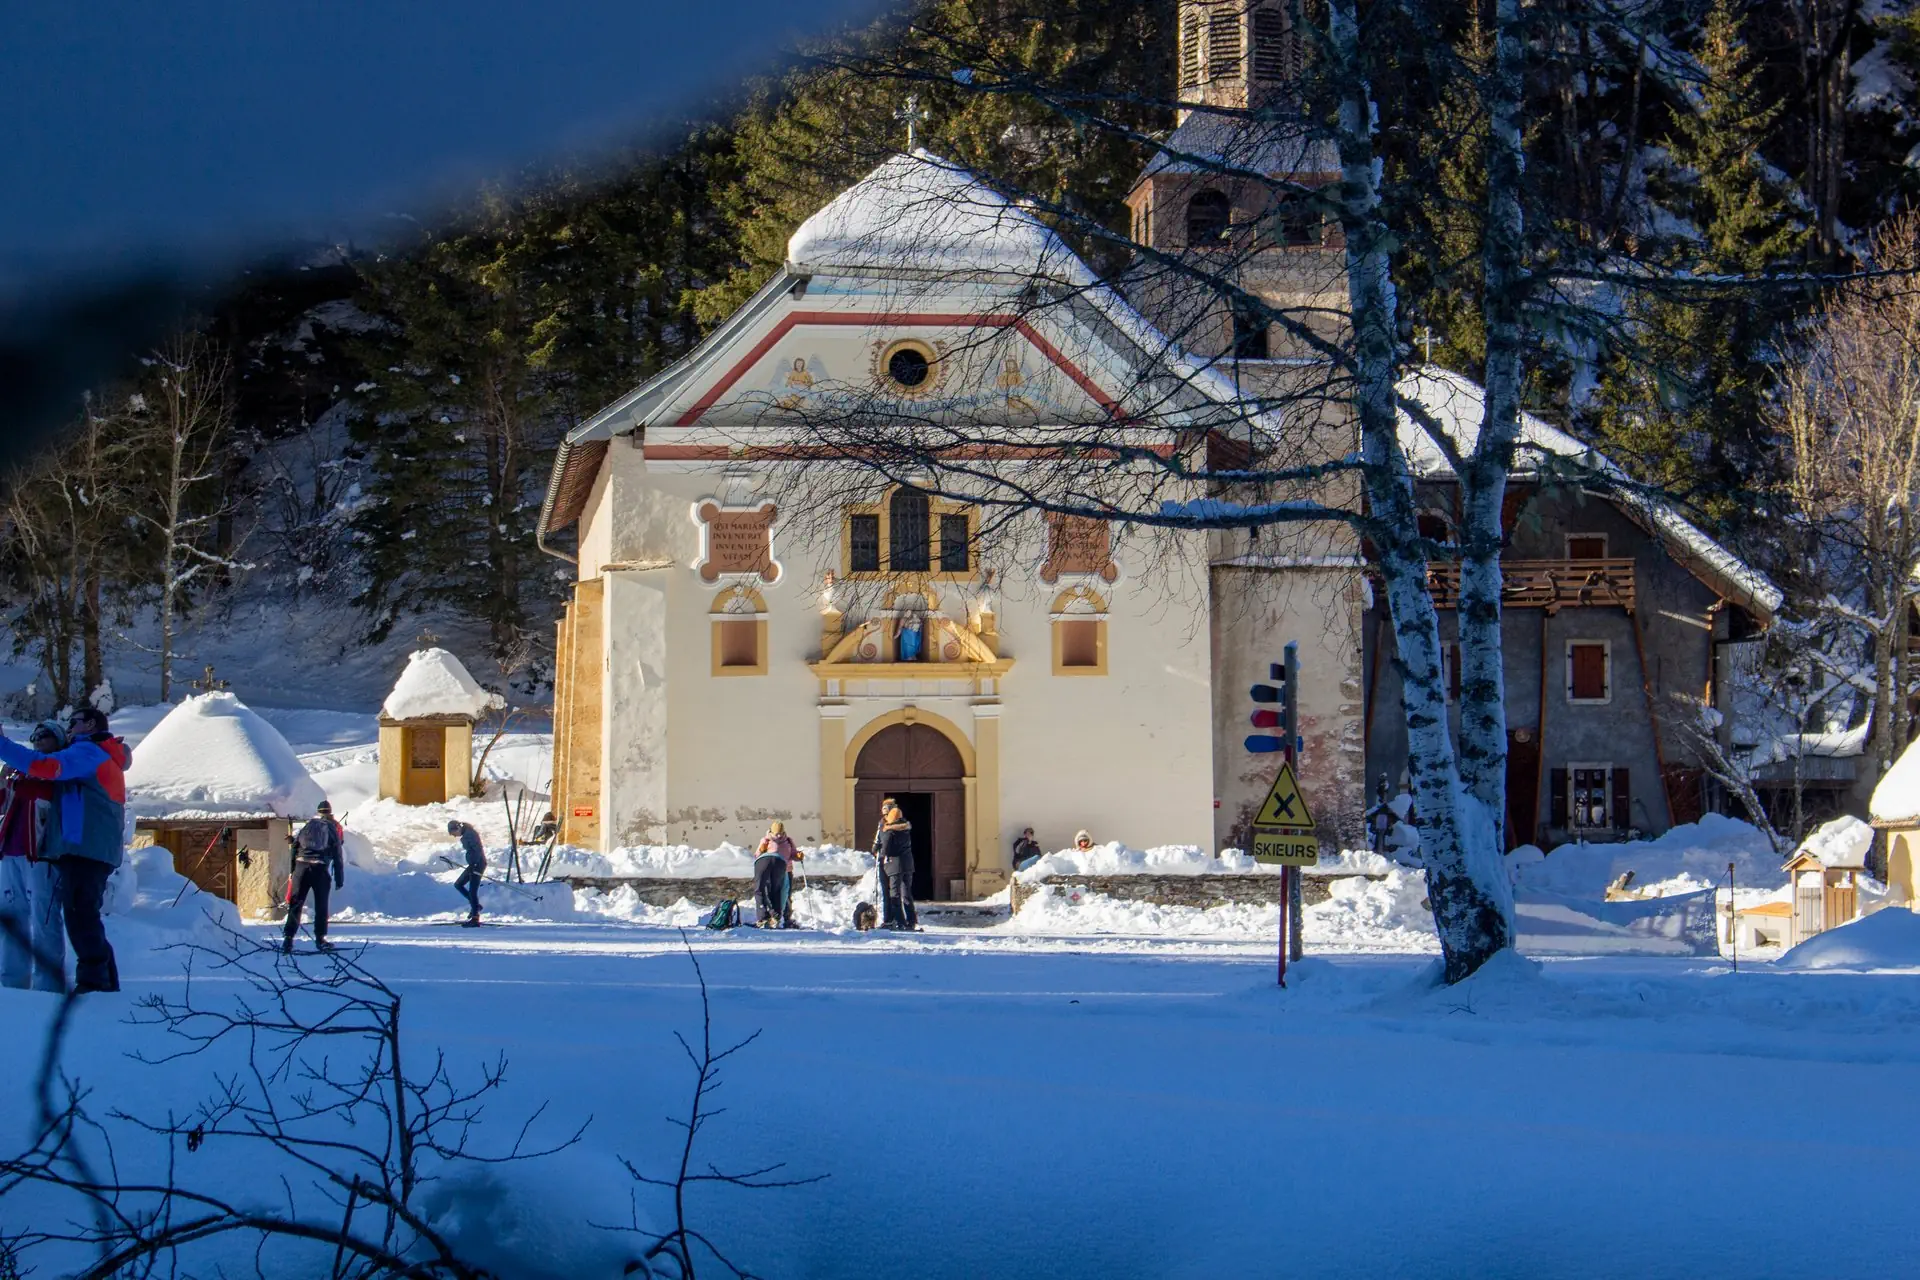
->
<box><xmin>1125</xmin><ymin>0</ymin><xmax>1343</xmax><ymax>363</ymax></box>
<box><xmin>1176</xmin><ymin>0</ymin><xmax>1303</xmax><ymax>122</ymax></box>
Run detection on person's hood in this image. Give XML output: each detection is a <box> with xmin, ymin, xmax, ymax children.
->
<box><xmin>97</xmin><ymin>735</ymin><xmax>131</xmax><ymax>769</ymax></box>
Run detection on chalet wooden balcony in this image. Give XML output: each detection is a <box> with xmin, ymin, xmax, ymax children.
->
<box><xmin>1425</xmin><ymin>557</ymin><xmax>1636</xmax><ymax>614</ymax></box>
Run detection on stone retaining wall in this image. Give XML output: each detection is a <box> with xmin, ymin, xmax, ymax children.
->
<box><xmin>556</xmin><ymin>874</ymin><xmax>862</xmax><ymax>907</ymax></box>
<box><xmin>1008</xmin><ymin>873</ymin><xmax>1382</xmax><ymax>914</ymax></box>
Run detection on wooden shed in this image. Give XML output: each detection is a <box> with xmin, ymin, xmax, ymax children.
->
<box><xmin>1778</xmin><ymin>816</ymin><xmax>1873</xmax><ymax>947</ymax></box>
<box><xmin>377</xmin><ymin>647</ymin><xmax>498</xmax><ymax>805</ymax></box>
<box><xmin>123</xmin><ymin>692</ymin><xmax>329</xmax><ymax>919</ymax></box>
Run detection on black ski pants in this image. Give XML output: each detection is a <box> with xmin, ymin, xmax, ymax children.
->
<box><xmin>455</xmin><ymin>865</ymin><xmax>484</xmax><ymax>919</ymax></box>
<box><xmin>55</xmin><ymin>858</ymin><xmax>118</xmax><ymax>993</ymax></box>
<box><xmin>882</xmin><ymin>853</ymin><xmax>916</xmax><ymax>929</ymax></box>
<box><xmin>284</xmin><ymin>862</ymin><xmax>334</xmax><ymax>946</ymax></box>
<box><xmin>753</xmin><ymin>855</ymin><xmax>788</xmax><ymax>926</ymax></box>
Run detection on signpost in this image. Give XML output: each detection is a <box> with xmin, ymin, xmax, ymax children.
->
<box><xmin>1251</xmin><ymin>757</ymin><xmax>1318</xmax><ymax>986</ymax></box>
<box><xmin>1247</xmin><ymin>642</ymin><xmax>1314</xmax><ymax>986</ymax></box>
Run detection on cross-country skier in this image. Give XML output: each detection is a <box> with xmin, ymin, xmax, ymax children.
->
<box><xmin>0</xmin><ymin>721</ymin><xmax>69</xmax><ymax>991</ymax></box>
<box><xmin>0</xmin><ymin>706</ymin><xmax>130</xmax><ymax>993</ymax></box>
<box><xmin>446</xmin><ymin>819</ymin><xmax>486</xmax><ymax>925</ymax></box>
<box><xmin>282</xmin><ymin>799</ymin><xmax>344</xmax><ymax>953</ymax></box>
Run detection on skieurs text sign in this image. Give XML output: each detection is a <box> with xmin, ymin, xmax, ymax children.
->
<box><xmin>1250</xmin><ymin>760</ymin><xmax>1319</xmax><ymax>866</ymax></box>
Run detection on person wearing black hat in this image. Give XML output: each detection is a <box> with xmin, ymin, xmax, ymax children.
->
<box><xmin>446</xmin><ymin>819</ymin><xmax>486</xmax><ymax>925</ymax></box>
<box><xmin>283</xmin><ymin>799</ymin><xmax>344</xmax><ymax>953</ymax></box>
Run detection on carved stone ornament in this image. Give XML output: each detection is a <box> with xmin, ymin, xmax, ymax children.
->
<box><xmin>692</xmin><ymin>500</ymin><xmax>781</xmax><ymax>584</ymax></box>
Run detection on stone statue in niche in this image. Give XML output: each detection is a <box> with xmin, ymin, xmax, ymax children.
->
<box><xmin>894</xmin><ymin>612</ymin><xmax>925</xmax><ymax>662</ymax></box>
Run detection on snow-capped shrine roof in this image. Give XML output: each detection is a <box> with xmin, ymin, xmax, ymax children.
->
<box><xmin>124</xmin><ymin>692</ymin><xmax>326</xmax><ymax>820</ymax></box>
<box><xmin>1872</xmin><ymin>738</ymin><xmax>1920</xmax><ymax>826</ymax></box>
<box><xmin>1396</xmin><ymin>366</ymin><xmax>1782</xmax><ymax>621</ymax></box>
<box><xmin>381</xmin><ymin>648</ymin><xmax>499</xmax><ymax>723</ymax></box>
<box><xmin>787</xmin><ymin>149</ymin><xmax>1086</xmax><ymax>279</ymax></box>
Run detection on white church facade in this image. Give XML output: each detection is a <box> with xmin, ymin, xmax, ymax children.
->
<box><xmin>535</xmin><ymin>132</ymin><xmax>1368</xmax><ymax>899</ymax></box>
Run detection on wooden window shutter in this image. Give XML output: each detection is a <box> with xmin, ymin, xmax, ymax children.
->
<box><xmin>1611</xmin><ymin>768</ymin><xmax>1631</xmax><ymax>831</ymax></box>
<box><xmin>1569</xmin><ymin>643</ymin><xmax>1607</xmax><ymax>700</ymax></box>
<box><xmin>1549</xmin><ymin>768</ymin><xmax>1568</xmax><ymax>829</ymax></box>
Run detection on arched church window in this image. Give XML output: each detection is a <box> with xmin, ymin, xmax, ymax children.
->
<box><xmin>890</xmin><ymin>488</ymin><xmax>932</xmax><ymax>572</ymax></box>
<box><xmin>1278</xmin><ymin>201</ymin><xmax>1322</xmax><ymax>246</ymax></box>
<box><xmin>1186</xmin><ymin>190</ymin><xmax>1231</xmax><ymax>246</ymax></box>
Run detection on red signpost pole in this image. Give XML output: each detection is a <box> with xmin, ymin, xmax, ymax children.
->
<box><xmin>1277</xmin><ymin>864</ymin><xmax>1291</xmax><ymax>987</ymax></box>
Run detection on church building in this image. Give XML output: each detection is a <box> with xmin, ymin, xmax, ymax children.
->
<box><xmin>534</xmin><ymin>2</ymin><xmax>1368</xmax><ymax>897</ymax></box>
<box><xmin>534</xmin><ymin>0</ymin><xmax>1773</xmax><ymax>891</ymax></box>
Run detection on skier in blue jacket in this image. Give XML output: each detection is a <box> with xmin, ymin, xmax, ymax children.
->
<box><xmin>0</xmin><ymin>706</ymin><xmax>130</xmax><ymax>993</ymax></box>
<box><xmin>446</xmin><ymin>819</ymin><xmax>486</xmax><ymax>926</ymax></box>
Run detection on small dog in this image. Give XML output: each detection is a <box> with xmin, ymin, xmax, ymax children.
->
<box><xmin>852</xmin><ymin>902</ymin><xmax>879</xmax><ymax>932</ymax></box>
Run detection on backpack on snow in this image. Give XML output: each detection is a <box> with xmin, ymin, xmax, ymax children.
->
<box><xmin>706</xmin><ymin>898</ymin><xmax>739</xmax><ymax>930</ymax></box>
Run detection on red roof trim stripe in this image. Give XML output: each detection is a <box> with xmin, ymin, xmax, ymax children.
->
<box><xmin>672</xmin><ymin>310</ymin><xmax>1122</xmax><ymax>426</ymax></box>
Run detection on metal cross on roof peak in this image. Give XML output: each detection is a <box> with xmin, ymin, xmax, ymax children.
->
<box><xmin>894</xmin><ymin>94</ymin><xmax>931</xmax><ymax>150</ymax></box>
<box><xmin>189</xmin><ymin>664</ymin><xmax>230</xmax><ymax>694</ymax></box>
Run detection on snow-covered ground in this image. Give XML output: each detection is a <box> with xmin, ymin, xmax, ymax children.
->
<box><xmin>9</xmin><ymin>700</ymin><xmax>1920</xmax><ymax>1274</ymax></box>
<box><xmin>7</xmin><ymin>906</ymin><xmax>1920</xmax><ymax>1278</ymax></box>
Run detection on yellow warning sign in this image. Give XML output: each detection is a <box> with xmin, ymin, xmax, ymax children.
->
<box><xmin>1251</xmin><ymin>761</ymin><xmax>1315</xmax><ymax>831</ymax></box>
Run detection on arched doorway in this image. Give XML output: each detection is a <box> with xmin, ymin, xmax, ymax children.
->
<box><xmin>854</xmin><ymin>723</ymin><xmax>967</xmax><ymax>901</ymax></box>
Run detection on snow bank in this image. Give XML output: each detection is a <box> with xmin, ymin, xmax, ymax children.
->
<box><xmin>549</xmin><ymin>843</ymin><xmax>874</xmax><ymax>880</ymax></box>
<box><xmin>1775</xmin><ymin>907</ymin><xmax>1920</xmax><ymax>971</ymax></box>
<box><xmin>1795</xmin><ymin>815</ymin><xmax>1873</xmax><ymax>868</ymax></box>
<box><xmin>1001</xmin><ymin>869</ymin><xmax>1440</xmax><ymax>952</ymax></box>
<box><xmin>1873</xmin><ymin>738</ymin><xmax>1920</xmax><ymax>825</ymax></box>
<box><xmin>1507</xmin><ymin>816</ymin><xmax>1779</xmax><ymax>899</ymax></box>
<box><xmin>381</xmin><ymin>647</ymin><xmax>500</xmax><ymax>722</ymax></box>
<box><xmin>105</xmin><ymin>845</ymin><xmax>244</xmax><ymax>951</ymax></box>
<box><xmin>1014</xmin><ymin>841</ymin><xmax>1278</xmax><ymax>881</ymax></box>
<box><xmin>123</xmin><ymin>692</ymin><xmax>326</xmax><ymax>819</ymax></box>
<box><xmin>1513</xmin><ymin>888</ymin><xmax>1720</xmax><ymax>956</ymax></box>
<box><xmin>332</xmin><ymin>869</ymin><xmax>577</xmax><ymax>923</ymax></box>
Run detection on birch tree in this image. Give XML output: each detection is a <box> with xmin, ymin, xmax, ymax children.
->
<box><xmin>1783</xmin><ymin>211</ymin><xmax>1920</xmax><ymax>781</ymax></box>
<box><xmin>0</xmin><ymin>403</ymin><xmax>129</xmax><ymax>709</ymax></box>
<box><xmin>124</xmin><ymin>333</ymin><xmax>244</xmax><ymax>702</ymax></box>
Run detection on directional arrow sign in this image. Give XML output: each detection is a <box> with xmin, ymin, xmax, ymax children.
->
<box><xmin>1250</xmin><ymin>684</ymin><xmax>1282</xmax><ymax>704</ymax></box>
<box><xmin>1244</xmin><ymin>734</ymin><xmax>1286</xmax><ymax>753</ymax></box>
<box><xmin>1249</xmin><ymin>709</ymin><xmax>1281</xmax><ymax>728</ymax></box>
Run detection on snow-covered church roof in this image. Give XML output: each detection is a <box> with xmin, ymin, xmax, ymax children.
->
<box><xmin>787</xmin><ymin>149</ymin><xmax>1088</xmax><ymax>280</ymax></box>
<box><xmin>381</xmin><ymin>647</ymin><xmax>499</xmax><ymax>722</ymax></box>
<box><xmin>125</xmin><ymin>692</ymin><xmax>327</xmax><ymax>820</ymax></box>
<box><xmin>1396</xmin><ymin>367</ymin><xmax>1782</xmax><ymax>621</ymax></box>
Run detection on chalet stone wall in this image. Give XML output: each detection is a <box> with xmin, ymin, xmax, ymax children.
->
<box><xmin>556</xmin><ymin>874</ymin><xmax>861</xmax><ymax>907</ymax></box>
<box><xmin>1008</xmin><ymin>872</ymin><xmax>1381</xmax><ymax>914</ymax></box>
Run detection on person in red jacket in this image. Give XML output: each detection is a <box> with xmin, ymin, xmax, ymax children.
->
<box><xmin>0</xmin><ymin>705</ymin><xmax>131</xmax><ymax>993</ymax></box>
<box><xmin>0</xmin><ymin>720</ymin><xmax>69</xmax><ymax>991</ymax></box>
